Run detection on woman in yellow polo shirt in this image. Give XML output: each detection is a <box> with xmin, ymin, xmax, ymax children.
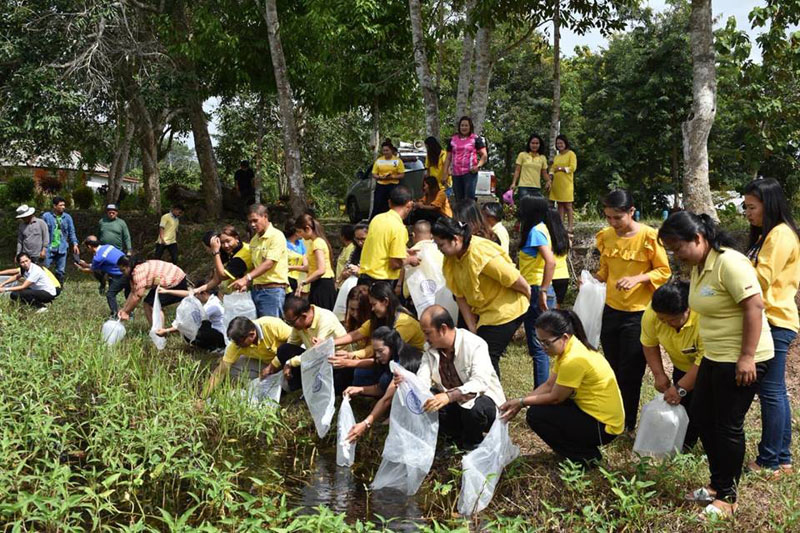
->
<box><xmin>499</xmin><ymin>309</ymin><xmax>624</xmax><ymax>466</ymax></box>
<box><xmin>511</xmin><ymin>133</ymin><xmax>551</xmax><ymax>202</ymax></box>
<box><xmin>197</xmin><ymin>226</ymin><xmax>254</xmax><ymax>293</ymax></box>
<box><xmin>743</xmin><ymin>178</ymin><xmax>800</xmax><ymax>475</ymax></box>
<box><xmin>424</xmin><ymin>136</ymin><xmax>451</xmax><ymax>197</ymax></box>
<box><xmin>295</xmin><ymin>214</ymin><xmax>336</xmax><ymax>310</ymax></box>
<box><xmin>549</xmin><ymin>134</ymin><xmax>577</xmax><ymax>233</ymax></box>
<box><xmin>641</xmin><ymin>280</ymin><xmax>703</xmax><ymax>450</ymax></box>
<box><xmin>594</xmin><ymin>189</ymin><xmax>670</xmax><ymax>432</ymax></box>
<box><xmin>432</xmin><ymin>216</ymin><xmax>530</xmax><ymax>378</ymax></box>
<box><xmin>370</xmin><ymin>139</ymin><xmax>405</xmax><ymax>220</ymax></box>
<box><xmin>659</xmin><ymin>211</ymin><xmax>774</xmax><ymax>518</ymax></box>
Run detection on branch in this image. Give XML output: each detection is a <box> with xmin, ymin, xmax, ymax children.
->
<box><xmin>495</xmin><ymin>16</ymin><xmax>550</xmax><ymax>61</ymax></box>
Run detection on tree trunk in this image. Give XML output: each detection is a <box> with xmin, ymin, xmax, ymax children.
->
<box><xmin>455</xmin><ymin>0</ymin><xmax>476</xmax><ymax>124</ymax></box>
<box><xmin>139</xmin><ymin>134</ymin><xmax>161</xmax><ymax>213</ymax></box>
<box><xmin>107</xmin><ymin>105</ymin><xmax>135</xmax><ymax>204</ymax></box>
<box><xmin>684</xmin><ymin>0</ymin><xmax>717</xmax><ymax>219</ymax></box>
<box><xmin>470</xmin><ymin>25</ymin><xmax>492</xmax><ymax>135</ymax></box>
<box><xmin>371</xmin><ymin>100</ymin><xmax>381</xmax><ymax>158</ymax></box>
<box><xmin>188</xmin><ymin>95</ymin><xmax>222</xmax><ymax>217</ymax></box>
<box><xmin>408</xmin><ymin>0</ymin><xmax>440</xmax><ymax>138</ymax></box>
<box><xmin>671</xmin><ymin>143</ymin><xmax>681</xmax><ymax>209</ymax></box>
<box><xmin>254</xmin><ymin>94</ymin><xmax>265</xmax><ymax>205</ymax></box>
<box><xmin>259</xmin><ymin>0</ymin><xmax>307</xmax><ymax>218</ymax></box>
<box><xmin>548</xmin><ymin>2</ymin><xmax>561</xmax><ymax>158</ymax></box>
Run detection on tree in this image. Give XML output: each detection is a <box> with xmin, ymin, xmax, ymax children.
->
<box><xmin>408</xmin><ymin>0</ymin><xmax>440</xmax><ymax>138</ymax></box>
<box><xmin>548</xmin><ymin>1</ymin><xmax>561</xmax><ymax>157</ymax></box>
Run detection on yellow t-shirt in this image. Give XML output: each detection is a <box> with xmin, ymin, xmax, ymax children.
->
<box><xmin>549</xmin><ymin>150</ymin><xmax>577</xmax><ymax>202</ymax></box>
<box><xmin>751</xmin><ymin>223</ymin><xmax>800</xmax><ymax>332</ymax></box>
<box><xmin>42</xmin><ymin>266</ymin><xmax>61</xmax><ymax>289</ymax></box>
<box><xmin>306</xmin><ymin>237</ymin><xmax>333</xmax><ymax>279</ymax></box>
<box><xmin>640</xmin><ymin>305</ymin><xmax>704</xmax><ymax>372</ymax></box>
<box><xmin>492</xmin><ymin>222</ymin><xmax>510</xmax><ymax>254</ymax></box>
<box><xmin>519</xmin><ymin>223</ymin><xmax>569</xmax><ymax>286</ymax></box>
<box><xmin>554</xmin><ymin>336</ymin><xmax>625</xmax><ymax>435</ymax></box>
<box><xmin>249</xmin><ymin>223</ymin><xmax>289</xmax><ymax>285</ymax></box>
<box><xmin>287</xmin><ymin>245</ymin><xmax>304</xmax><ymax>282</ymax></box>
<box><xmin>372</xmin><ymin>156</ymin><xmax>406</xmax><ymax>185</ymax></box>
<box><xmin>689</xmin><ymin>247</ymin><xmax>774</xmax><ymax>363</ymax></box>
<box><xmin>443</xmin><ymin>236</ymin><xmax>529</xmax><ymax>328</ymax></box>
<box><xmin>515</xmin><ymin>151</ymin><xmax>548</xmax><ymax>188</ymax></box>
<box><xmin>222</xmin><ymin>317</ymin><xmax>292</xmax><ymax>369</ymax></box>
<box><xmin>596</xmin><ymin>225</ymin><xmax>671</xmax><ymax>312</ymax></box>
<box><xmin>285</xmin><ymin>306</ymin><xmax>348</xmax><ymax>366</ymax></box>
<box><xmin>360</xmin><ymin>210</ymin><xmax>409</xmax><ymax>280</ymax></box>
<box><xmin>353</xmin><ymin>312</ymin><xmax>426</xmax><ymax>359</ymax></box>
<box><xmin>159</xmin><ymin>213</ymin><xmax>179</xmax><ymax>245</ymax></box>
<box><xmin>428</xmin><ymin>189</ymin><xmax>452</xmax><ymax>218</ymax></box>
<box><xmin>426</xmin><ymin>151</ymin><xmax>451</xmax><ymax>189</ymax></box>
<box><xmin>336</xmin><ymin>242</ymin><xmax>356</xmax><ymax>281</ymax></box>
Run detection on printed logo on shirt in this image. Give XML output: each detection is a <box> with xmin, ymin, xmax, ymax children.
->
<box><xmin>699</xmin><ymin>285</ymin><xmax>715</xmax><ymax>297</ymax></box>
<box><xmin>405</xmin><ymin>388</ymin><xmax>424</xmax><ymax>415</ymax></box>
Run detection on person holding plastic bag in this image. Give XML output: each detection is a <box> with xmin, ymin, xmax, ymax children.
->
<box><xmin>641</xmin><ymin>280</ymin><xmax>703</xmax><ymax>451</ymax></box>
<box><xmin>659</xmin><ymin>211</ymin><xmax>774</xmax><ymax>519</ymax></box>
<box><xmin>593</xmin><ymin>190</ymin><xmax>670</xmax><ymax>432</ymax></box>
<box><xmin>500</xmin><ymin>310</ymin><xmax>624</xmax><ymax>467</ymax></box>
<box><xmin>155</xmin><ymin>283</ymin><xmax>226</xmax><ymax>351</ymax></box>
<box><xmin>396</xmin><ymin>220</ymin><xmax>444</xmax><ymax>311</ymax></box>
<box><xmin>195</xmin><ymin>226</ymin><xmax>254</xmax><ymax>294</ymax></box>
<box><xmin>415</xmin><ymin>306</ymin><xmax>505</xmax><ymax>450</ymax></box>
<box><xmin>117</xmin><ymin>257</ymin><xmax>188</xmax><ymax>327</ymax></box>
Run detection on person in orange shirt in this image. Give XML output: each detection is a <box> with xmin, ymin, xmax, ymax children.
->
<box><xmin>410</xmin><ymin>176</ymin><xmax>452</xmax><ymax>225</ymax></box>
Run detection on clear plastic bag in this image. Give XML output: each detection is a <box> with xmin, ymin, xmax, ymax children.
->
<box><xmin>573</xmin><ymin>270</ymin><xmax>606</xmax><ymax>348</ymax></box>
<box><xmin>241</xmin><ymin>372</ymin><xmax>282</xmax><ymax>408</ymax></box>
<box><xmin>300</xmin><ymin>338</ymin><xmax>336</xmax><ymax>438</ymax></box>
<box><xmin>222</xmin><ymin>292</ymin><xmax>257</xmax><ymax>342</ymax></box>
<box><xmin>172</xmin><ymin>295</ymin><xmax>205</xmax><ymax>342</ymax></box>
<box><xmin>371</xmin><ymin>361</ymin><xmax>439</xmax><ymax>495</ymax></box>
<box><xmin>633</xmin><ymin>394</ymin><xmax>689</xmax><ymax>458</ymax></box>
<box><xmin>333</xmin><ymin>276</ymin><xmax>358</xmax><ymax>321</ymax></box>
<box><xmin>149</xmin><ymin>292</ymin><xmax>167</xmax><ymax>351</ymax></box>
<box><xmin>457</xmin><ymin>416</ymin><xmax>519</xmax><ymax>516</ymax></box>
<box><xmin>336</xmin><ymin>395</ymin><xmax>357</xmax><ymax>467</ymax></box>
<box><xmin>101</xmin><ymin>319</ymin><xmax>126</xmax><ymax>346</ymax></box>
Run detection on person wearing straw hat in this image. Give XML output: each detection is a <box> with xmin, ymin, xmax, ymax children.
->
<box><xmin>15</xmin><ymin>204</ymin><xmax>48</xmax><ymax>264</ymax></box>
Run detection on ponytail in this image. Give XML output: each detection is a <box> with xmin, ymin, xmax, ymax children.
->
<box><xmin>535</xmin><ymin>309</ymin><xmax>595</xmax><ymax>351</ymax></box>
<box><xmin>296</xmin><ymin>213</ymin><xmax>334</xmax><ymax>270</ymax></box>
<box><xmin>658</xmin><ymin>211</ymin><xmax>737</xmax><ymax>252</ymax></box>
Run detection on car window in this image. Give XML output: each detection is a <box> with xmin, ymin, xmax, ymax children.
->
<box><xmin>402</xmin><ymin>157</ymin><xmax>424</xmax><ymax>171</ymax></box>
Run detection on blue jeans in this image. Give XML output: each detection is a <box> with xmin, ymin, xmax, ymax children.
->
<box><xmin>45</xmin><ymin>249</ymin><xmax>67</xmax><ymax>283</ymax></box>
<box><xmin>452</xmin><ymin>172</ymin><xmax>478</xmax><ymax>202</ymax></box>
<box><xmin>756</xmin><ymin>325</ymin><xmax>796</xmax><ymax>468</ymax></box>
<box><xmin>524</xmin><ymin>285</ymin><xmax>556</xmax><ymax>388</ymax></box>
<box><xmin>251</xmin><ymin>287</ymin><xmax>285</xmax><ymax>318</ymax></box>
<box><xmin>445</xmin><ymin>187</ymin><xmax>454</xmax><ymax>198</ymax></box>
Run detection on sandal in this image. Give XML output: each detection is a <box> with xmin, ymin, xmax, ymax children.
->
<box><xmin>699</xmin><ymin>500</ymin><xmax>737</xmax><ymax>520</ymax></box>
<box><xmin>685</xmin><ymin>487</ymin><xmax>716</xmax><ymax>503</ymax></box>
<box><xmin>747</xmin><ymin>460</ymin><xmax>784</xmax><ymax>480</ymax></box>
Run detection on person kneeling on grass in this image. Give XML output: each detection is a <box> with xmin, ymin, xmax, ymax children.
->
<box><xmin>0</xmin><ymin>252</ymin><xmax>61</xmax><ymax>310</ymax></box>
<box><xmin>201</xmin><ymin>316</ymin><xmax>292</xmax><ymax>398</ymax></box>
<box><xmin>155</xmin><ymin>284</ymin><xmax>227</xmax><ymax>352</ymax></box>
<box><xmin>117</xmin><ymin>257</ymin><xmax>188</xmax><ymax>326</ymax></box>
<box><xmin>499</xmin><ymin>309</ymin><xmax>625</xmax><ymax>467</ymax></box>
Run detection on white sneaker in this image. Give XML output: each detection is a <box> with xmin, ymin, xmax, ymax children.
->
<box><xmin>36</xmin><ymin>307</ymin><xmax>49</xmax><ymax>314</ymax></box>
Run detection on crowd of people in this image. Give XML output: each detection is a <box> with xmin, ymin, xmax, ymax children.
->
<box><xmin>2</xmin><ymin>117</ymin><xmax>798</xmax><ymax>520</ymax></box>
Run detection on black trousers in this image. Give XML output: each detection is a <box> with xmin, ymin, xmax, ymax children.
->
<box><xmin>309</xmin><ymin>277</ymin><xmax>336</xmax><ymax>311</ymax></box>
<box><xmin>672</xmin><ymin>368</ymin><xmax>699</xmax><ymax>451</ymax></box>
<box><xmin>277</xmin><ymin>343</ymin><xmax>353</xmax><ymax>394</ymax></box>
<box><xmin>188</xmin><ymin>321</ymin><xmax>225</xmax><ymax>351</ymax></box>
<box><xmin>11</xmin><ymin>289</ymin><xmax>56</xmax><ymax>308</ymax></box>
<box><xmin>526</xmin><ymin>400</ymin><xmax>617</xmax><ymax>465</ymax></box>
<box><xmin>106</xmin><ymin>273</ymin><xmax>130</xmax><ymax>316</ymax></box>
<box><xmin>143</xmin><ymin>278</ymin><xmax>188</xmax><ymax>307</ymax></box>
<box><xmin>552</xmin><ymin>279</ymin><xmax>569</xmax><ymax>306</ymax></box>
<box><xmin>600</xmin><ymin>306</ymin><xmax>646</xmax><ymax>431</ymax></box>
<box><xmin>369</xmin><ymin>183</ymin><xmax>396</xmax><ymax>220</ymax></box>
<box><xmin>154</xmin><ymin>243</ymin><xmax>178</xmax><ymax>264</ymax></box>
<box><xmin>477</xmin><ymin>314</ymin><xmax>525</xmax><ymax>379</ymax></box>
<box><xmin>692</xmin><ymin>358</ymin><xmax>769</xmax><ymax>503</ymax></box>
<box><xmin>439</xmin><ymin>395</ymin><xmax>497</xmax><ymax>450</ymax></box>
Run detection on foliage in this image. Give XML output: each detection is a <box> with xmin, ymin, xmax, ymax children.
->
<box><xmin>37</xmin><ymin>174</ymin><xmax>63</xmax><ymax>194</ymax></box>
<box><xmin>72</xmin><ymin>186</ymin><xmax>95</xmax><ymax>209</ymax></box>
<box><xmin>6</xmin><ymin>175</ymin><xmax>35</xmax><ymax>204</ymax></box>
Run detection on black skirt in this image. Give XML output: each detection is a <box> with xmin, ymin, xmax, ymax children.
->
<box><xmin>309</xmin><ymin>277</ymin><xmax>336</xmax><ymax>310</ymax></box>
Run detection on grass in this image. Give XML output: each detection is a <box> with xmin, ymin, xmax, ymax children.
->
<box><xmin>2</xmin><ymin>281</ymin><xmax>799</xmax><ymax>532</ymax></box>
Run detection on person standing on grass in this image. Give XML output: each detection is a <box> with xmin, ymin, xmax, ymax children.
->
<box><xmin>510</xmin><ymin>133</ymin><xmax>551</xmax><ymax>202</ymax></box>
<box><xmin>444</xmin><ymin>116</ymin><xmax>487</xmax><ymax>202</ymax></box>
<box><xmin>369</xmin><ymin>139</ymin><xmax>405</xmax><ymax>220</ymax></box>
<box><xmin>424</xmin><ymin>136</ymin><xmax>451</xmax><ymax>197</ymax></box>
<box><xmin>42</xmin><ymin>196</ymin><xmax>78</xmax><ymax>285</ymax></box>
<box><xmin>155</xmin><ymin>204</ymin><xmax>183</xmax><ymax>264</ymax></box>
<box><xmin>336</xmin><ymin>224</ymin><xmax>356</xmax><ymax>286</ymax></box>
<box><xmin>230</xmin><ymin>204</ymin><xmax>289</xmax><ymax>318</ymax></box>
<box><xmin>482</xmin><ymin>202</ymin><xmax>510</xmax><ymax>254</ymax></box>
<box><xmin>0</xmin><ymin>252</ymin><xmax>61</xmax><ymax>310</ymax></box>
<box><xmin>75</xmin><ymin>236</ymin><xmax>129</xmax><ymax>318</ymax></box>
<box><xmin>432</xmin><ymin>217</ymin><xmax>530</xmax><ymax>378</ymax></box>
<box><xmin>641</xmin><ymin>280</ymin><xmax>703</xmax><ymax>451</ymax></box>
<box><xmin>742</xmin><ymin>178</ymin><xmax>800</xmax><ymax>477</ymax></box>
<box><xmin>117</xmin><ymin>257</ymin><xmax>188</xmax><ymax>326</ymax></box>
<box><xmin>499</xmin><ymin>309</ymin><xmax>624</xmax><ymax>468</ymax></box>
<box><xmin>659</xmin><ymin>211</ymin><xmax>774</xmax><ymax>519</ymax></box>
<box><xmin>15</xmin><ymin>204</ymin><xmax>48</xmax><ymax>265</ymax></box>
<box><xmin>295</xmin><ymin>213</ymin><xmax>336</xmax><ymax>310</ymax></box>
<box><xmin>549</xmin><ymin>135</ymin><xmax>577</xmax><ymax>234</ymax></box>
<box><xmin>97</xmin><ymin>204</ymin><xmax>132</xmax><ymax>294</ymax></box>
<box><xmin>594</xmin><ymin>189</ymin><xmax>671</xmax><ymax>433</ymax></box>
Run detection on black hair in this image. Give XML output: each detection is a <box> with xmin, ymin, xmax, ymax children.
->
<box><xmin>424</xmin><ymin>136</ymin><xmax>443</xmax><ymax>170</ymax></box>
<box><xmin>248</xmin><ymin>204</ymin><xmax>269</xmax><ymax>217</ymax></box>
<box><xmin>602</xmin><ymin>189</ymin><xmax>634</xmax><ymax>212</ymax></box>
<box><xmin>658</xmin><ymin>211</ymin><xmax>737</xmax><ymax>253</ymax></box>
<box><xmin>426</xmin><ymin>305</ymin><xmax>455</xmax><ymax>330</ymax></box>
<box><xmin>201</xmin><ymin>230</ymin><xmax>216</xmax><ymax>247</ymax></box>
<box><xmin>340</xmin><ymin>224</ymin><xmax>356</xmax><ymax>242</ymax></box>
<box><xmin>52</xmin><ymin>196</ymin><xmax>66</xmax><ymax>206</ymax></box>
<box><xmin>15</xmin><ymin>252</ymin><xmax>31</xmax><ymax>263</ymax></box>
<box><xmin>116</xmin><ymin>255</ymin><xmax>146</xmax><ymax>274</ymax></box>
<box><xmin>743</xmin><ymin>178</ymin><xmax>800</xmax><ymax>260</ymax></box>
<box><xmin>371</xmin><ymin>326</ymin><xmax>405</xmax><ymax>363</ymax></box>
<box><xmin>283</xmin><ymin>294</ymin><xmax>311</xmax><ymax>317</ymax></box>
<box><xmin>555</xmin><ymin>134</ymin><xmax>570</xmax><ymax>150</ymax></box>
<box><xmin>432</xmin><ymin>216</ymin><xmax>472</xmax><ymax>250</ymax></box>
<box><xmin>423</xmin><ymin>176</ymin><xmax>441</xmax><ymax>199</ymax></box>
<box><xmin>354</xmin><ymin>222</ymin><xmax>369</xmax><ymax>234</ymax></box>
<box><xmin>296</xmin><ymin>213</ymin><xmax>334</xmax><ymax>270</ymax></box>
<box><xmin>381</xmin><ymin>138</ymin><xmax>396</xmax><ymax>153</ymax></box>
<box><xmin>389</xmin><ymin>185</ymin><xmax>413</xmax><ymax>206</ymax></box>
<box><xmin>482</xmin><ymin>202</ymin><xmax>504</xmax><ymax>222</ymax></box>
<box><xmin>83</xmin><ymin>236</ymin><xmax>101</xmax><ymax>247</ymax></box>
<box><xmin>456</xmin><ymin>116</ymin><xmax>475</xmax><ymax>136</ymax></box>
<box><xmin>518</xmin><ymin>196</ymin><xmax>570</xmax><ymax>256</ymax></box>
<box><xmin>240</xmin><ymin>160</ymin><xmax>250</xmax><ymax>167</ymax></box>
<box><xmin>227</xmin><ymin>316</ymin><xmax>256</xmax><ymax>345</ymax></box>
<box><xmin>526</xmin><ymin>133</ymin><xmax>546</xmax><ymax>155</ymax></box>
<box><xmin>367</xmin><ymin>282</ymin><xmax>411</xmax><ymax>331</ymax></box>
<box><xmin>650</xmin><ymin>280</ymin><xmax>690</xmax><ymax>315</ymax></box>
<box><xmin>172</xmin><ymin>204</ymin><xmax>185</xmax><ymax>211</ymax></box>
<box><xmin>454</xmin><ymin>199</ymin><xmax>493</xmax><ymax>240</ymax></box>
<box><xmin>535</xmin><ymin>309</ymin><xmax>595</xmax><ymax>351</ymax></box>
<box><xmin>397</xmin><ymin>345</ymin><xmax>423</xmax><ymax>374</ymax></box>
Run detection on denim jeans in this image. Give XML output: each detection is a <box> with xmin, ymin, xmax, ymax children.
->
<box><xmin>106</xmin><ymin>273</ymin><xmax>130</xmax><ymax>316</ymax></box>
<box><xmin>452</xmin><ymin>172</ymin><xmax>478</xmax><ymax>202</ymax></box>
<box><xmin>251</xmin><ymin>287</ymin><xmax>285</xmax><ymax>318</ymax></box>
<box><xmin>524</xmin><ymin>285</ymin><xmax>556</xmax><ymax>388</ymax></box>
<box><xmin>45</xmin><ymin>249</ymin><xmax>67</xmax><ymax>283</ymax></box>
<box><xmin>756</xmin><ymin>325</ymin><xmax>796</xmax><ymax>468</ymax></box>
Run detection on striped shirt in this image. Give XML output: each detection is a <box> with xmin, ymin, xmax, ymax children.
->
<box><xmin>131</xmin><ymin>260</ymin><xmax>186</xmax><ymax>298</ymax></box>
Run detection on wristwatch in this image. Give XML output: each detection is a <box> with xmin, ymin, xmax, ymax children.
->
<box><xmin>675</xmin><ymin>385</ymin><xmax>688</xmax><ymax>398</ymax></box>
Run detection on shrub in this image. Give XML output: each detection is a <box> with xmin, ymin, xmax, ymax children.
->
<box><xmin>38</xmin><ymin>174</ymin><xmax>63</xmax><ymax>193</ymax></box>
<box><xmin>6</xmin><ymin>175</ymin><xmax>34</xmax><ymax>204</ymax></box>
<box><xmin>72</xmin><ymin>186</ymin><xmax>95</xmax><ymax>209</ymax></box>
<box><xmin>119</xmin><ymin>190</ymin><xmax>140</xmax><ymax>211</ymax></box>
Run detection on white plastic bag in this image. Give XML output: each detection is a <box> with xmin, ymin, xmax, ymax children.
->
<box><xmin>371</xmin><ymin>361</ymin><xmax>439</xmax><ymax>495</ymax></box>
<box><xmin>573</xmin><ymin>270</ymin><xmax>606</xmax><ymax>348</ymax></box>
<box><xmin>101</xmin><ymin>319</ymin><xmax>126</xmax><ymax>346</ymax></box>
<box><xmin>333</xmin><ymin>276</ymin><xmax>358</xmax><ymax>321</ymax></box>
<box><xmin>172</xmin><ymin>295</ymin><xmax>205</xmax><ymax>342</ymax></box>
<box><xmin>222</xmin><ymin>292</ymin><xmax>257</xmax><ymax>342</ymax></box>
<box><xmin>241</xmin><ymin>372</ymin><xmax>283</xmax><ymax>407</ymax></box>
<box><xmin>336</xmin><ymin>395</ymin><xmax>357</xmax><ymax>467</ymax></box>
<box><xmin>457</xmin><ymin>416</ymin><xmax>519</xmax><ymax>516</ymax></box>
<box><xmin>406</xmin><ymin>266</ymin><xmax>444</xmax><ymax>316</ymax></box>
<box><xmin>300</xmin><ymin>338</ymin><xmax>336</xmax><ymax>438</ymax></box>
<box><xmin>633</xmin><ymin>394</ymin><xmax>689</xmax><ymax>458</ymax></box>
<box><xmin>149</xmin><ymin>292</ymin><xmax>167</xmax><ymax>351</ymax></box>
<box><xmin>434</xmin><ymin>285</ymin><xmax>459</xmax><ymax>323</ymax></box>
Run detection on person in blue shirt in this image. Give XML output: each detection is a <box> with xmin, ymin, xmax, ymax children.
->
<box><xmin>76</xmin><ymin>236</ymin><xmax>130</xmax><ymax>317</ymax></box>
<box><xmin>42</xmin><ymin>196</ymin><xmax>79</xmax><ymax>285</ymax></box>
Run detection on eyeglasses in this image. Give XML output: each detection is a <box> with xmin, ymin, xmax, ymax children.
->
<box><xmin>284</xmin><ymin>314</ymin><xmax>300</xmax><ymax>327</ymax></box>
<box><xmin>535</xmin><ymin>335</ymin><xmax>562</xmax><ymax>347</ymax></box>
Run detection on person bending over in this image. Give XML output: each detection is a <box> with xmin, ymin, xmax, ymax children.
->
<box><xmin>0</xmin><ymin>252</ymin><xmax>61</xmax><ymax>310</ymax></box>
<box><xmin>155</xmin><ymin>284</ymin><xmax>227</xmax><ymax>352</ymax></box>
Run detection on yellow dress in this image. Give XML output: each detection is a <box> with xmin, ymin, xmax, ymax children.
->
<box><xmin>549</xmin><ymin>150</ymin><xmax>577</xmax><ymax>202</ymax></box>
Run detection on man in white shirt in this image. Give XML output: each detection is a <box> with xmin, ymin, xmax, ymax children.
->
<box><xmin>0</xmin><ymin>252</ymin><xmax>60</xmax><ymax>310</ymax></box>
<box><xmin>417</xmin><ymin>305</ymin><xmax>506</xmax><ymax>449</ymax></box>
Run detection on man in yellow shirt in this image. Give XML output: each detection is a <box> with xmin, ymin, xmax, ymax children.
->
<box><xmin>231</xmin><ymin>204</ymin><xmax>289</xmax><ymax>318</ymax></box>
<box><xmin>155</xmin><ymin>204</ymin><xmax>183</xmax><ymax>264</ymax></box>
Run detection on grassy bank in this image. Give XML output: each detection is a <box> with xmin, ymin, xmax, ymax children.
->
<box><xmin>2</xmin><ymin>281</ymin><xmax>798</xmax><ymax>532</ymax></box>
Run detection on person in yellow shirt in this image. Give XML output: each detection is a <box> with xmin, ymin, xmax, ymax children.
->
<box><xmin>549</xmin><ymin>135</ymin><xmax>577</xmax><ymax>233</ymax></box>
<box><xmin>742</xmin><ymin>178</ymin><xmax>800</xmax><ymax>475</ymax></box>
<box><xmin>641</xmin><ymin>280</ymin><xmax>703</xmax><ymax>450</ymax></box>
<box><xmin>659</xmin><ymin>211</ymin><xmax>773</xmax><ymax>518</ymax></box>
<box><xmin>197</xmin><ymin>226</ymin><xmax>254</xmax><ymax>294</ymax></box>
<box><xmin>410</xmin><ymin>176</ymin><xmax>452</xmax><ymax>224</ymax></box>
<box><xmin>594</xmin><ymin>189</ymin><xmax>670</xmax><ymax>432</ymax></box>
<box><xmin>369</xmin><ymin>139</ymin><xmax>406</xmax><ymax>219</ymax></box>
<box><xmin>155</xmin><ymin>204</ymin><xmax>183</xmax><ymax>264</ymax></box>
<box><xmin>511</xmin><ymin>134</ymin><xmax>551</xmax><ymax>202</ymax></box>
<box><xmin>424</xmin><ymin>136</ymin><xmax>451</xmax><ymax>196</ymax></box>
<box><xmin>482</xmin><ymin>202</ymin><xmax>510</xmax><ymax>254</ymax></box>
<box><xmin>284</xmin><ymin>221</ymin><xmax>309</xmax><ymax>295</ymax></box>
<box><xmin>335</xmin><ymin>225</ymin><xmax>356</xmax><ymax>287</ymax></box>
<box><xmin>294</xmin><ymin>213</ymin><xmax>336</xmax><ymax>310</ymax></box>
<box><xmin>432</xmin><ymin>216</ymin><xmax>530</xmax><ymax>378</ymax></box>
<box><xmin>499</xmin><ymin>309</ymin><xmax>624</xmax><ymax>467</ymax></box>
<box><xmin>338</xmin><ymin>223</ymin><xmax>368</xmax><ymax>284</ymax></box>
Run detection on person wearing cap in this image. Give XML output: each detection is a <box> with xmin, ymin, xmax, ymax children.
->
<box><xmin>97</xmin><ymin>204</ymin><xmax>131</xmax><ymax>294</ymax></box>
<box><xmin>75</xmin><ymin>235</ymin><xmax>130</xmax><ymax>317</ymax></box>
<box><xmin>42</xmin><ymin>196</ymin><xmax>79</xmax><ymax>285</ymax></box>
<box><xmin>15</xmin><ymin>204</ymin><xmax>49</xmax><ymax>265</ymax></box>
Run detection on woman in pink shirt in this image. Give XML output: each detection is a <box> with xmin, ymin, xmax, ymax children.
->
<box><xmin>444</xmin><ymin>116</ymin><xmax>488</xmax><ymax>202</ymax></box>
